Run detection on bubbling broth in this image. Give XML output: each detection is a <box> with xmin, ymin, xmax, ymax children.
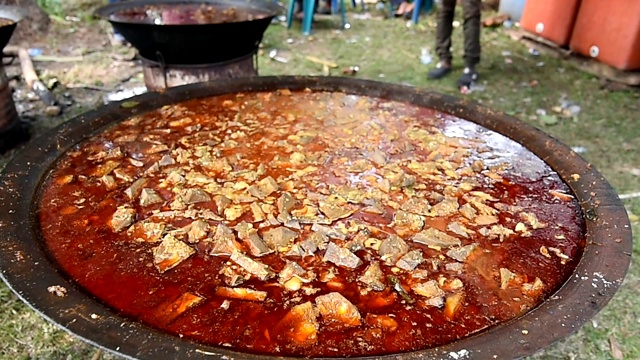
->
<box><xmin>39</xmin><ymin>90</ymin><xmax>586</xmax><ymax>357</ymax></box>
<box><xmin>109</xmin><ymin>3</ymin><xmax>268</xmax><ymax>25</ymax></box>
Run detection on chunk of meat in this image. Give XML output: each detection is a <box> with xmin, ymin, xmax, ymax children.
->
<box><xmin>124</xmin><ymin>178</ymin><xmax>148</xmax><ymax>200</ymax></box>
<box><xmin>447</xmin><ymin>221</ymin><xmax>472</xmax><ymax>238</ymax></box>
<box><xmin>286</xmin><ymin>238</ymin><xmax>319</xmax><ymax>258</ymax></box>
<box><xmin>152</xmin><ymin>234</ymin><xmax>195</xmax><ymax>273</ymax></box>
<box><xmin>248</xmin><ymin>176</ymin><xmax>279</xmax><ymax>199</ymax></box>
<box><xmin>230</xmin><ymin>251</ymin><xmax>275</xmax><ymax>281</ymax></box>
<box><xmin>140</xmin><ymin>188</ymin><xmax>163</xmax><ymax>206</ymax></box>
<box><xmin>445</xmin><ymin>262</ymin><xmax>464</xmax><ymax>273</ymax></box>
<box><xmin>378</xmin><ymin>235</ymin><xmax>409</xmax><ymax>265</ymax></box>
<box><xmin>277</xmin><ymin>192</ymin><xmax>296</xmax><ymax>215</ymax></box>
<box><xmin>210</xmin><ymin>224</ymin><xmax>242</xmax><ymax>256</ymax></box>
<box><xmin>522</xmin><ymin>277</ymin><xmax>545</xmax><ymax>298</ymax></box>
<box><xmin>158</xmin><ymin>154</ymin><xmax>175</xmax><ymax>166</ymax></box>
<box><xmin>291</xmin><ymin>204</ymin><xmax>324</xmax><ymax>224</ymax></box>
<box><xmin>155</xmin><ymin>292</ymin><xmax>203</xmax><ymax>324</ymax></box>
<box><xmin>309</xmin><ymin>231</ymin><xmax>329</xmax><ymax>250</ymax></box>
<box><xmin>165</xmin><ymin>171</ymin><xmax>185</xmax><ymax>185</ymax></box>
<box><xmin>392</xmin><ymin>210</ymin><xmax>424</xmax><ymax>237</ymax></box>
<box><xmin>446</xmin><ymin>244</ymin><xmax>478</xmax><ymax>262</ymax></box>
<box><xmin>323</xmin><ymin>242</ymin><xmax>362</xmax><ymax>269</ymax></box>
<box><xmin>412</xmin><ymin>280</ymin><xmax>445</xmax><ymax>299</ymax></box>
<box><xmin>427</xmin><ymin>197</ymin><xmax>459</xmax><ymax>217</ymax></box>
<box><xmin>215</xmin><ymin>286</ymin><xmax>267</xmax><ymax>302</ymax></box>
<box><xmin>395</xmin><ymin>249</ymin><xmax>424</xmax><ymax>271</ymax></box>
<box><xmin>358</xmin><ymin>261</ymin><xmax>386</xmax><ymax>291</ymax></box>
<box><xmin>400</xmin><ymin>197</ymin><xmax>431</xmax><ymax>216</ymax></box>
<box><xmin>311</xmin><ymin>223</ymin><xmax>346</xmax><ymax>240</ymax></box>
<box><xmin>444</xmin><ymin>292</ymin><xmax>464</xmax><ymax>320</ymax></box>
<box><xmin>92</xmin><ymin>160</ymin><xmax>119</xmax><ymax>177</ymax></box>
<box><xmin>237</xmin><ymin>224</ymin><xmax>272</xmax><ymax>257</ymax></box>
<box><xmin>278</xmin><ymin>261</ymin><xmax>307</xmax><ymax>283</ymax></box>
<box><xmin>180</xmin><ymin>188</ymin><xmax>211</xmax><ymax>204</ymax></box>
<box><xmin>459</xmin><ymin>203</ymin><xmax>477</xmax><ymax>220</ymax></box>
<box><xmin>274</xmin><ymin>301</ymin><xmax>319</xmax><ymax>345</ymax></box>
<box><xmin>109</xmin><ymin>207</ymin><xmax>136</xmax><ymax>232</ymax></box>
<box><xmin>127</xmin><ymin>220</ymin><xmax>165</xmax><ymax>242</ymax></box>
<box><xmin>250</xmin><ymin>202</ymin><xmax>265</xmax><ymax>222</ymax></box>
<box><xmin>186</xmin><ymin>220</ymin><xmax>209</xmax><ymax>243</ymax></box>
<box><xmin>500</xmin><ymin>268</ymin><xmax>517</xmax><ymax>289</ymax></box>
<box><xmin>412</xmin><ymin>228</ymin><xmax>461</xmax><ymax>248</ymax></box>
<box><xmin>315</xmin><ymin>292</ymin><xmax>362</xmax><ymax>328</ymax></box>
<box><xmin>262</xmin><ymin>226</ymin><xmax>299</xmax><ymax>251</ymax></box>
<box><xmin>319</xmin><ymin>195</ymin><xmax>357</xmax><ymax>222</ymax></box>
<box><xmin>223</xmin><ymin>204</ymin><xmax>245</xmax><ymax>221</ymax></box>
<box><xmin>100</xmin><ymin>174</ymin><xmax>117</xmax><ymax>190</ymax></box>
<box><xmin>520</xmin><ymin>212</ymin><xmax>547</xmax><ymax>229</ymax></box>
<box><xmin>475</xmin><ymin>214</ymin><xmax>499</xmax><ymax>226</ymax></box>
<box><xmin>219</xmin><ymin>265</ymin><xmax>246</xmax><ymax>286</ymax></box>
<box><xmin>479</xmin><ymin>225</ymin><xmax>515</xmax><ymax>241</ymax></box>
<box><xmin>364</xmin><ymin>314</ymin><xmax>398</xmax><ymax>332</ymax></box>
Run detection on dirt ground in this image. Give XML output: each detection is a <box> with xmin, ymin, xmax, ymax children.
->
<box><xmin>1</xmin><ymin>15</ymin><xmax>143</xmax><ymax>158</ymax></box>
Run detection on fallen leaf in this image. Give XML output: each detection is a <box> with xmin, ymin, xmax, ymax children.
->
<box><xmin>121</xmin><ymin>101</ymin><xmax>139</xmax><ymax>108</ymax></box>
<box><xmin>539</xmin><ymin>114</ymin><xmax>559</xmax><ymax>126</ymax></box>
<box><xmin>609</xmin><ymin>336</ymin><xmax>624</xmax><ymax>360</ymax></box>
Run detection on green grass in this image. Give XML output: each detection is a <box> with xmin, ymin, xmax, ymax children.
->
<box><xmin>0</xmin><ymin>6</ymin><xmax>638</xmax><ymax>360</ymax></box>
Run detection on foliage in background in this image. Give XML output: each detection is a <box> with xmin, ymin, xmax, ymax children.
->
<box><xmin>36</xmin><ymin>0</ymin><xmax>105</xmax><ymax>20</ymax></box>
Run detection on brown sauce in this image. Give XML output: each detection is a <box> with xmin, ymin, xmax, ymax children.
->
<box><xmin>0</xmin><ymin>18</ymin><xmax>15</xmax><ymax>27</ymax></box>
<box><xmin>39</xmin><ymin>90</ymin><xmax>586</xmax><ymax>357</ymax></box>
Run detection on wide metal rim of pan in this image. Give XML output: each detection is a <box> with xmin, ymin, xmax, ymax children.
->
<box><xmin>0</xmin><ymin>76</ymin><xmax>632</xmax><ymax>360</ymax></box>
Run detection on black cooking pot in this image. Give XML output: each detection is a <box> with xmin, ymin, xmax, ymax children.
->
<box><xmin>0</xmin><ymin>76</ymin><xmax>632</xmax><ymax>359</ymax></box>
<box><xmin>94</xmin><ymin>0</ymin><xmax>282</xmax><ymax>65</ymax></box>
<box><xmin>0</xmin><ymin>5</ymin><xmax>27</xmax><ymax>50</ymax></box>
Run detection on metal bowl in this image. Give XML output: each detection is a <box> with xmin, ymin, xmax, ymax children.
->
<box><xmin>0</xmin><ymin>76</ymin><xmax>632</xmax><ymax>360</ymax></box>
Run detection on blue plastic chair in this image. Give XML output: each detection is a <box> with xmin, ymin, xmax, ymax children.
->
<box><xmin>409</xmin><ymin>0</ymin><xmax>433</xmax><ymax>24</ymax></box>
<box><xmin>287</xmin><ymin>0</ymin><xmax>348</xmax><ymax>35</ymax></box>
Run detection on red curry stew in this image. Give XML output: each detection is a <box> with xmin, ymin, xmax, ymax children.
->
<box><xmin>39</xmin><ymin>90</ymin><xmax>585</xmax><ymax>357</ymax></box>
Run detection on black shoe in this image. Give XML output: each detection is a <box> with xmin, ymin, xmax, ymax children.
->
<box><xmin>457</xmin><ymin>67</ymin><xmax>479</xmax><ymax>89</ymax></box>
<box><xmin>427</xmin><ymin>62</ymin><xmax>452</xmax><ymax>79</ymax></box>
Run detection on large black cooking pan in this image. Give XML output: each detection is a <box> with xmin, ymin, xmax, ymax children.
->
<box><xmin>94</xmin><ymin>0</ymin><xmax>282</xmax><ymax>65</ymax></box>
<box><xmin>0</xmin><ymin>76</ymin><xmax>632</xmax><ymax>359</ymax></box>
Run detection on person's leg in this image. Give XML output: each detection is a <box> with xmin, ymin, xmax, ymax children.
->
<box><xmin>434</xmin><ymin>0</ymin><xmax>456</xmax><ymax>65</ymax></box>
<box><xmin>457</xmin><ymin>0</ymin><xmax>481</xmax><ymax>88</ymax></box>
<box><xmin>461</xmin><ymin>0</ymin><xmax>481</xmax><ymax>68</ymax></box>
<box><xmin>427</xmin><ymin>0</ymin><xmax>456</xmax><ymax>79</ymax></box>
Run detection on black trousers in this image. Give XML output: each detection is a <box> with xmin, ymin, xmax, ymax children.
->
<box><xmin>435</xmin><ymin>0</ymin><xmax>481</xmax><ymax>67</ymax></box>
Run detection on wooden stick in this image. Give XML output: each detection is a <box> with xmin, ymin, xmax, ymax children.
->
<box><xmin>90</xmin><ymin>349</ymin><xmax>103</xmax><ymax>360</ymax></box>
<box><xmin>305</xmin><ymin>55</ymin><xmax>338</xmax><ymax>68</ymax></box>
<box><xmin>619</xmin><ymin>192</ymin><xmax>640</xmax><ymax>200</ymax></box>
<box><xmin>4</xmin><ymin>46</ymin><xmax>38</xmax><ymax>88</ymax></box>
<box><xmin>32</xmin><ymin>55</ymin><xmax>84</xmax><ymax>63</ymax></box>
<box><xmin>3</xmin><ymin>46</ymin><xmax>56</xmax><ymax>106</ymax></box>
